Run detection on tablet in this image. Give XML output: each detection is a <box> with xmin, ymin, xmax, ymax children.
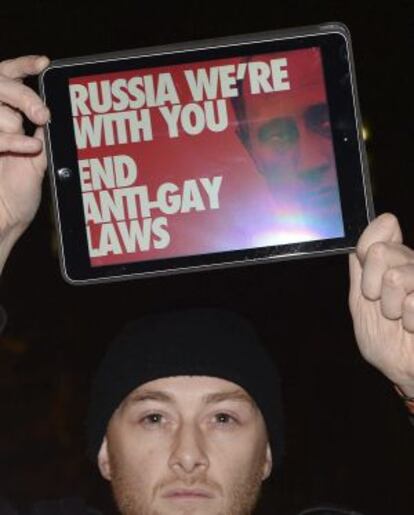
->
<box><xmin>40</xmin><ymin>22</ymin><xmax>373</xmax><ymax>284</ymax></box>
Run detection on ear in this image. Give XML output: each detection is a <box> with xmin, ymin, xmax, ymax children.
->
<box><xmin>97</xmin><ymin>436</ymin><xmax>112</xmax><ymax>481</ymax></box>
<box><xmin>262</xmin><ymin>443</ymin><xmax>273</xmax><ymax>480</ymax></box>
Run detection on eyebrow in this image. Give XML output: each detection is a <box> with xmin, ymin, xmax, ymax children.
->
<box><xmin>125</xmin><ymin>389</ymin><xmax>255</xmax><ymax>407</ymax></box>
<box><xmin>203</xmin><ymin>390</ymin><xmax>255</xmax><ymax>406</ymax></box>
<box><xmin>304</xmin><ymin>102</ymin><xmax>328</xmax><ymax>120</ymax></box>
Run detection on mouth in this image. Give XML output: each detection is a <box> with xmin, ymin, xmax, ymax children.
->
<box><xmin>163</xmin><ymin>488</ymin><xmax>214</xmax><ymax>500</ymax></box>
<box><xmin>304</xmin><ymin>186</ymin><xmax>339</xmax><ymax>206</ymax></box>
<box><xmin>308</xmin><ymin>185</ymin><xmax>336</xmax><ymax>196</ymax></box>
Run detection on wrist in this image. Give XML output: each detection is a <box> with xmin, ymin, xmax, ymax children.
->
<box><xmin>393</xmin><ymin>381</ymin><xmax>414</xmax><ymax>399</ymax></box>
<box><xmin>394</xmin><ymin>384</ymin><xmax>414</xmax><ymax>415</ymax></box>
<box><xmin>0</xmin><ymin>224</ymin><xmax>27</xmax><ymax>274</ymax></box>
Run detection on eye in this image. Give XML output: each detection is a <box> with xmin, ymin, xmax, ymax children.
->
<box><xmin>214</xmin><ymin>412</ymin><xmax>238</xmax><ymax>425</ymax></box>
<box><xmin>141</xmin><ymin>413</ymin><xmax>164</xmax><ymax>425</ymax></box>
<box><xmin>305</xmin><ymin>103</ymin><xmax>331</xmax><ymax>137</ymax></box>
<box><xmin>257</xmin><ymin>118</ymin><xmax>299</xmax><ymax>148</ymax></box>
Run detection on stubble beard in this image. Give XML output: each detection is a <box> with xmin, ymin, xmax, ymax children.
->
<box><xmin>108</xmin><ymin>455</ymin><xmax>265</xmax><ymax>515</ymax></box>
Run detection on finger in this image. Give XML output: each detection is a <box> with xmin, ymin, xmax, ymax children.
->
<box><xmin>348</xmin><ymin>252</ymin><xmax>362</xmax><ymax>313</ymax></box>
<box><xmin>381</xmin><ymin>264</ymin><xmax>414</xmax><ymax>319</ymax></box>
<box><xmin>362</xmin><ymin>241</ymin><xmax>414</xmax><ymax>300</ymax></box>
<box><xmin>0</xmin><ymin>55</ymin><xmax>49</xmax><ymax>80</ymax></box>
<box><xmin>31</xmin><ymin>126</ymin><xmax>47</xmax><ymax>175</ymax></box>
<box><xmin>0</xmin><ymin>76</ymin><xmax>50</xmax><ymax>125</ymax></box>
<box><xmin>403</xmin><ymin>293</ymin><xmax>414</xmax><ymax>333</ymax></box>
<box><xmin>0</xmin><ymin>133</ymin><xmax>42</xmax><ymax>154</ymax></box>
<box><xmin>0</xmin><ymin>104</ymin><xmax>24</xmax><ymax>134</ymax></box>
<box><xmin>356</xmin><ymin>213</ymin><xmax>403</xmax><ymax>265</ymax></box>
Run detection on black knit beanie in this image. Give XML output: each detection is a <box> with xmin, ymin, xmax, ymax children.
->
<box><xmin>86</xmin><ymin>308</ymin><xmax>284</xmax><ymax>468</ymax></box>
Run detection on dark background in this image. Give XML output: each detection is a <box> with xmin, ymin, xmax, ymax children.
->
<box><xmin>0</xmin><ymin>1</ymin><xmax>413</xmax><ymax>514</ymax></box>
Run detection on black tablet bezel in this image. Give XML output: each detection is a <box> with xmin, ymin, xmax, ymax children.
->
<box><xmin>40</xmin><ymin>23</ymin><xmax>373</xmax><ymax>284</ymax></box>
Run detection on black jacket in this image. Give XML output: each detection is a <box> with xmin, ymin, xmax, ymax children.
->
<box><xmin>0</xmin><ymin>498</ymin><xmax>100</xmax><ymax>515</ymax></box>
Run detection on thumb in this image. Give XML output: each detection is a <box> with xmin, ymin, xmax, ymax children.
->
<box><xmin>31</xmin><ymin>127</ymin><xmax>47</xmax><ymax>178</ymax></box>
<box><xmin>356</xmin><ymin>213</ymin><xmax>403</xmax><ymax>264</ymax></box>
<box><xmin>348</xmin><ymin>252</ymin><xmax>362</xmax><ymax>314</ymax></box>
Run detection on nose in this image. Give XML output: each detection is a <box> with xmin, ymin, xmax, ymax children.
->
<box><xmin>294</xmin><ymin>121</ymin><xmax>333</xmax><ymax>183</ymax></box>
<box><xmin>168</xmin><ymin>421</ymin><xmax>209</xmax><ymax>476</ymax></box>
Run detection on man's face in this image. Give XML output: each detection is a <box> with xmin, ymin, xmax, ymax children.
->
<box><xmin>98</xmin><ymin>376</ymin><xmax>272</xmax><ymax>515</ymax></box>
<box><xmin>243</xmin><ymin>56</ymin><xmax>340</xmax><ymax>220</ymax></box>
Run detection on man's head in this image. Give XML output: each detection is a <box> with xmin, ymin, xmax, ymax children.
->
<box><xmin>98</xmin><ymin>375</ymin><xmax>271</xmax><ymax>514</ymax></box>
<box><xmin>87</xmin><ymin>308</ymin><xmax>283</xmax><ymax>515</ymax></box>
<box><xmin>233</xmin><ymin>49</ymin><xmax>342</xmax><ymax>238</ymax></box>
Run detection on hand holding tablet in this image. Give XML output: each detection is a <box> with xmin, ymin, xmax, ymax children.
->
<box><xmin>0</xmin><ymin>55</ymin><xmax>50</xmax><ymax>273</ymax></box>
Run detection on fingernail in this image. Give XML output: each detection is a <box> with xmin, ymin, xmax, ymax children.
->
<box><xmin>27</xmin><ymin>138</ymin><xmax>42</xmax><ymax>151</ymax></box>
<box><xmin>37</xmin><ymin>56</ymin><xmax>50</xmax><ymax>70</ymax></box>
<box><xmin>32</xmin><ymin>104</ymin><xmax>50</xmax><ymax>122</ymax></box>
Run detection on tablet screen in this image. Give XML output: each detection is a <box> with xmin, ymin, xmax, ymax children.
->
<box><xmin>68</xmin><ymin>47</ymin><xmax>344</xmax><ymax>268</ymax></box>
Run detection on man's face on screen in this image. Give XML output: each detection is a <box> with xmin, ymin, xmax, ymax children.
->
<box><xmin>242</xmin><ymin>59</ymin><xmax>340</xmax><ymax>220</ymax></box>
<box><xmin>97</xmin><ymin>376</ymin><xmax>272</xmax><ymax>515</ymax></box>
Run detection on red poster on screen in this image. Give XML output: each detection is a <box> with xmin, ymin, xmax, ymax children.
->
<box><xmin>68</xmin><ymin>47</ymin><xmax>344</xmax><ymax>267</ymax></box>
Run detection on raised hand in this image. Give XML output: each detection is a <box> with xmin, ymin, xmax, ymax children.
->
<box><xmin>349</xmin><ymin>213</ymin><xmax>414</xmax><ymax>397</ymax></box>
<box><xmin>0</xmin><ymin>55</ymin><xmax>50</xmax><ymax>270</ymax></box>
